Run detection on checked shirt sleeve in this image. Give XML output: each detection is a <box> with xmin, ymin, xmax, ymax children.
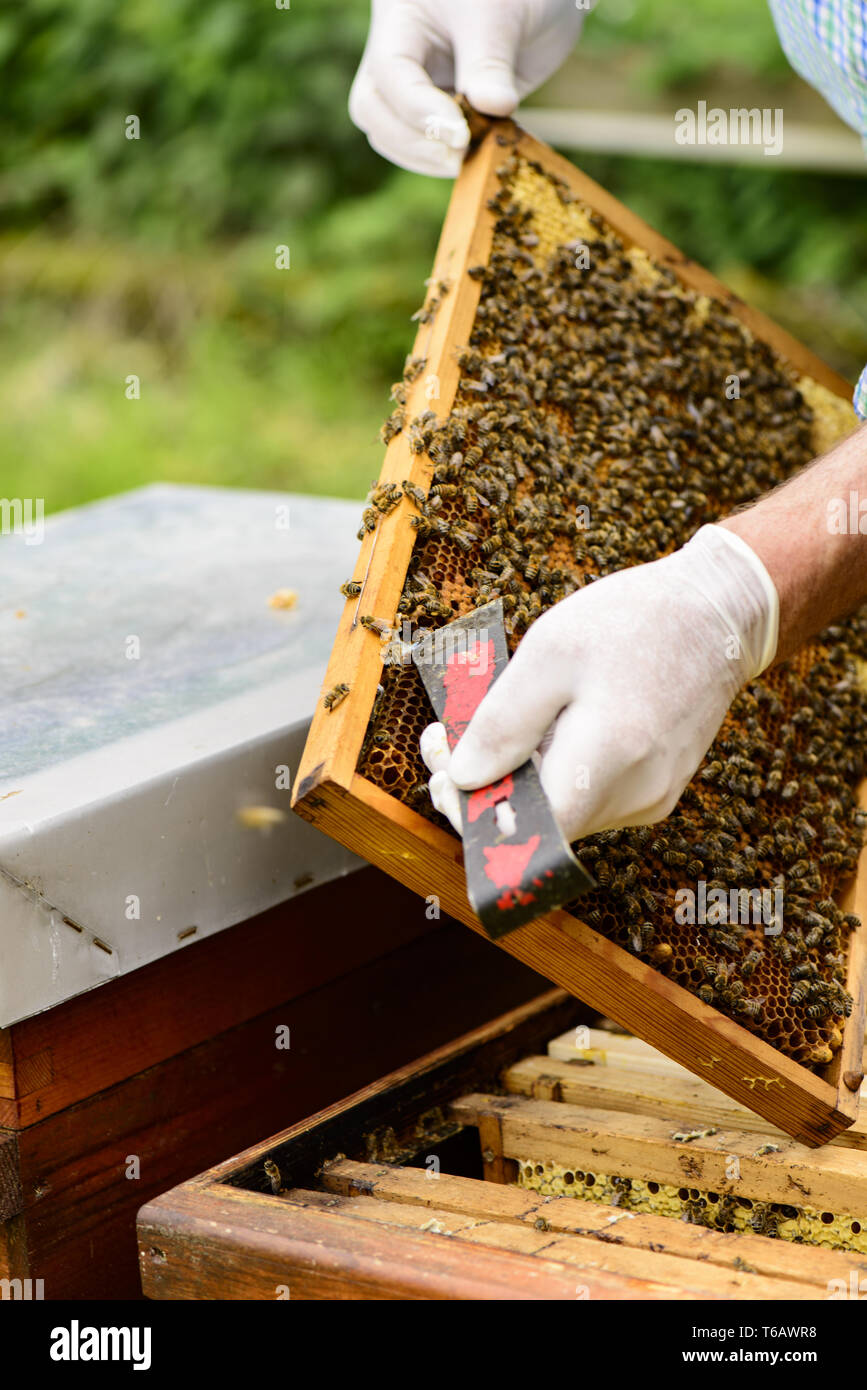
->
<box><xmin>768</xmin><ymin>0</ymin><xmax>867</xmax><ymax>418</ymax></box>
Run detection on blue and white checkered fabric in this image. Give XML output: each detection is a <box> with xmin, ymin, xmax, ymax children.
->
<box><xmin>768</xmin><ymin>0</ymin><xmax>867</xmax><ymax>416</ymax></box>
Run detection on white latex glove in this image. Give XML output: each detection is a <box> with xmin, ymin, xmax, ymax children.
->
<box><xmin>349</xmin><ymin>0</ymin><xmax>588</xmax><ymax>177</ymax></box>
<box><xmin>419</xmin><ymin>525</ymin><xmax>780</xmax><ymax>841</ymax></box>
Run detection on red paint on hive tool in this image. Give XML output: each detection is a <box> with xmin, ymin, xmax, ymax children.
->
<box><xmin>483</xmin><ymin>836</ymin><xmax>541</xmax><ymax>911</ymax></box>
<box><xmin>466</xmin><ymin>773</ymin><xmax>514</xmax><ymax>824</ymax></box>
<box><xmin>442</xmin><ymin>639</ymin><xmax>496</xmax><ymax>743</ymax></box>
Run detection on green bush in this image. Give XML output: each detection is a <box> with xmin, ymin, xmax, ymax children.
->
<box><xmin>0</xmin><ymin>0</ymin><xmax>382</xmax><ymax>243</ymax></box>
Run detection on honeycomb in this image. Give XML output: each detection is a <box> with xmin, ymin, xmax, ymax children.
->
<box><xmin>357</xmin><ymin>136</ymin><xmax>867</xmax><ymax>1069</ymax></box>
<box><xmin>516</xmin><ymin>1157</ymin><xmax>867</xmax><ymax>1255</ymax></box>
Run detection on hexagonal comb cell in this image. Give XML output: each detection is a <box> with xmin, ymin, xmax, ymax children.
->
<box><xmin>355</xmin><ymin>147</ymin><xmax>867</xmax><ymax>1069</ymax></box>
<box><xmin>516</xmin><ymin>1159</ymin><xmax>867</xmax><ymax>1254</ymax></box>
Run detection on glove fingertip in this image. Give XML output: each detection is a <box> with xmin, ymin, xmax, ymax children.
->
<box><xmin>420</xmin><ymin>722</ymin><xmax>451</xmax><ymax>773</ymax></box>
<box><xmin>429</xmin><ymin>770</ymin><xmax>463</xmax><ymax>834</ymax></box>
<box><xmin>461</xmin><ymin>80</ymin><xmax>519</xmax><ymax>118</ymax></box>
<box><xmin>448</xmin><ymin>741</ymin><xmax>497</xmax><ymax>790</ymax></box>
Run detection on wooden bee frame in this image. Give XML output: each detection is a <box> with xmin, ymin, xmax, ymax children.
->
<box><xmin>292</xmin><ymin>121</ymin><xmax>867</xmax><ymax>1147</ymax></box>
<box><xmin>137</xmin><ymin>994</ymin><xmax>867</xmax><ymax>1299</ymax></box>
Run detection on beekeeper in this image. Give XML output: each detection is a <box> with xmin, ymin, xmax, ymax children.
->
<box><xmin>349</xmin><ymin>0</ymin><xmax>867</xmax><ymax>842</ymax></box>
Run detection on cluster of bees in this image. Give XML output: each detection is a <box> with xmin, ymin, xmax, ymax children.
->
<box><xmin>356</xmin><ymin>144</ymin><xmax>866</xmax><ymax>1067</ymax></box>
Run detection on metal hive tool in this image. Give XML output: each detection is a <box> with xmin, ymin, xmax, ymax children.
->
<box><xmin>411</xmin><ymin>598</ymin><xmax>594</xmax><ymax>937</ymax></box>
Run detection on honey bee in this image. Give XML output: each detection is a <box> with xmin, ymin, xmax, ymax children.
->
<box><xmin>737</xmin><ymin>996</ymin><xmax>765</xmax><ymax>1021</ymax></box>
<box><xmin>630</xmin><ymin>922</ymin><xmax>655</xmax><ymax>953</ymax></box>
<box><xmin>380</xmin><ymin>409</ymin><xmax>405</xmax><ymax>443</ymax></box>
<box><xmin>712</xmin><ymin>962</ymin><xmax>733</xmax><ymax>991</ymax></box>
<box><xmin>360</xmin><ymin>615</ymin><xmax>392</xmax><ymax>637</ymax></box>
<box><xmin>358</xmin><ymin>505</ymin><xmax>379</xmax><ymax>540</ymax></box>
<box><xmin>369</xmin><ymin>481</ymin><xmax>403</xmax><ymax>514</ymax></box>
<box><xmin>681</xmin><ymin>1194</ymin><xmax>708</xmax><ymax>1225</ymax></box>
<box><xmin>263</xmin><ymin>1159</ymin><xmax>285</xmax><ymax>1195</ymax></box>
<box><xmin>451</xmin><ymin>528</ymin><xmax>476</xmax><ymax>554</ymax></box>
<box><xmin>750</xmin><ymin>1206</ymin><xmax>780</xmax><ymax>1238</ymax></box>
<box><xmin>402</xmin><ymin>479</ymin><xmax>428</xmax><ymax>510</ymax></box>
<box><xmin>323</xmin><ymin>683</ymin><xmax>350</xmax><ymax>711</ymax></box>
<box><xmin>462</xmin><ymin>485</ymin><xmax>480</xmax><ymax>514</ymax></box>
<box><xmin>741</xmin><ymin>949</ymin><xmax>762</xmax><ymax>978</ymax></box>
<box><xmin>806</xmin><ymin>1001</ymin><xmax>829</xmax><ymax>1021</ymax></box>
<box><xmin>711</xmin><ymin>931</ymin><xmax>742</xmax><ymax>954</ymax></box>
<box><xmin>340</xmin><ymin>580</ymin><xmax>362</xmax><ymax>598</ymax></box>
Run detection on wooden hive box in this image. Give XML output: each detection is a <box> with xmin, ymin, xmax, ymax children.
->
<box><xmin>137</xmin><ymin>994</ymin><xmax>867</xmax><ymax>1301</ymax></box>
<box><xmin>292</xmin><ymin>119</ymin><xmax>867</xmax><ymax>1147</ymax></box>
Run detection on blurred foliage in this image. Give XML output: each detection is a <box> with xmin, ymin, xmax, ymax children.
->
<box><xmin>0</xmin><ymin>0</ymin><xmax>864</xmax><ymax>512</ymax></box>
<box><xmin>0</xmin><ymin>0</ymin><xmax>380</xmax><ymax>242</ymax></box>
<box><xmin>579</xmin><ymin>0</ymin><xmax>792</xmax><ymax>89</ymax></box>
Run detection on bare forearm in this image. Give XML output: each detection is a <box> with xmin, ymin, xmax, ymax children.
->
<box><xmin>719</xmin><ymin>421</ymin><xmax>867</xmax><ymax>663</ymax></box>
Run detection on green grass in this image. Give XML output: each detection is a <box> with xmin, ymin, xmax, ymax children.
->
<box><xmin>0</xmin><ymin>174</ymin><xmax>451</xmax><ymax>509</ymax></box>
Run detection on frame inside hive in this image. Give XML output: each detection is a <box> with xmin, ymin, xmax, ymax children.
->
<box><xmin>292</xmin><ymin>120</ymin><xmax>867</xmax><ymax>1147</ymax></box>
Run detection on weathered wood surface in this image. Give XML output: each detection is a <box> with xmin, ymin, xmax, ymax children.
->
<box><xmin>505</xmin><ymin>1052</ymin><xmax>867</xmax><ymax>1149</ymax></box>
<box><xmin>452</xmin><ymin>1092</ymin><xmax>867</xmax><ymax>1216</ymax></box>
<box><xmin>139</xmin><ymin>1181</ymin><xmax>687</xmax><ymax>1300</ymax></box>
<box><xmin>320</xmin><ymin>1158</ymin><xmax>863</xmax><ymax>1289</ymax></box>
<box><xmin>141</xmin><ymin>1151</ymin><xmax>859</xmax><ymax>1300</ymax></box>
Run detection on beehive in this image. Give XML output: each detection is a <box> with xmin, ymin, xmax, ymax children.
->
<box><xmin>490</xmin><ymin>1023</ymin><xmax>867</xmax><ymax>1258</ymax></box>
<box><xmin>294</xmin><ymin>120</ymin><xmax>867</xmax><ymax>1145</ymax></box>
<box><xmin>139</xmin><ymin>994</ymin><xmax>867</xmax><ymax>1302</ymax></box>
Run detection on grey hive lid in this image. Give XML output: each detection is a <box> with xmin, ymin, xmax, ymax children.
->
<box><xmin>0</xmin><ymin>484</ymin><xmax>363</xmax><ymax>1024</ymax></box>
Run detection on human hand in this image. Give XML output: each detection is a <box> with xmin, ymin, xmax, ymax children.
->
<box><xmin>420</xmin><ymin>525</ymin><xmax>780</xmax><ymax>841</ymax></box>
<box><xmin>349</xmin><ymin>0</ymin><xmax>587</xmax><ymax>177</ymax></box>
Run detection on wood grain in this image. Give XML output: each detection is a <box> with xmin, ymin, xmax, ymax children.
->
<box><xmin>503</xmin><ymin>1053</ymin><xmax>867</xmax><ymax>1148</ymax></box>
<box><xmin>293</xmin><ymin>129</ymin><xmax>505</xmax><ymax>801</ymax></box>
<box><xmin>452</xmin><ymin>1092</ymin><xmax>867</xmax><ymax>1214</ymax></box>
<box><xmin>138</xmin><ymin>1181</ymin><xmax>685</xmax><ymax>1301</ymax></box>
<box><xmin>278</xmin><ymin>1185</ymin><xmax>823</xmax><ymax>1299</ymax></box>
<box><xmin>0</xmin><ymin>868</ymin><xmax>432</xmax><ymax>1130</ymax></box>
